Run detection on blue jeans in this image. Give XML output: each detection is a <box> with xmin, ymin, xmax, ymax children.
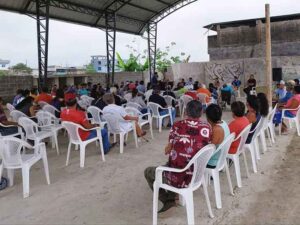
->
<box><xmin>87</xmin><ymin>129</ymin><xmax>111</xmax><ymax>154</ymax></box>
<box><xmin>160</xmin><ymin>108</ymin><xmax>176</xmax><ymax>125</ymax></box>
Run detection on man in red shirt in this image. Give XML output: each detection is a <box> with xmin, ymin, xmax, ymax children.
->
<box><xmin>144</xmin><ymin>100</ymin><xmax>212</xmax><ymax>213</ymax></box>
<box><xmin>61</xmin><ymin>98</ymin><xmax>111</xmax><ymax>153</ymax></box>
<box><xmin>35</xmin><ymin>87</ymin><xmax>53</xmax><ymax>104</ymax></box>
<box><xmin>228</xmin><ymin>101</ymin><xmax>250</xmax><ymax>154</ymax></box>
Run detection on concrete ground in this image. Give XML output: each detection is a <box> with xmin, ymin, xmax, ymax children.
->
<box><xmin>0</xmin><ymin>111</ymin><xmax>299</xmax><ymax>225</ymax></box>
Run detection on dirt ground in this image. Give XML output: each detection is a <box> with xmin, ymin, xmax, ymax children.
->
<box><xmin>0</xmin><ymin>112</ymin><xmax>299</xmax><ymax>225</ymax></box>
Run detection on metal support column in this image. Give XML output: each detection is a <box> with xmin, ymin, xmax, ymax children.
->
<box><xmin>147</xmin><ymin>22</ymin><xmax>157</xmax><ymax>84</ymax></box>
<box><xmin>105</xmin><ymin>12</ymin><xmax>116</xmax><ymax>87</ymax></box>
<box><xmin>36</xmin><ymin>0</ymin><xmax>50</xmax><ymax>90</ymax></box>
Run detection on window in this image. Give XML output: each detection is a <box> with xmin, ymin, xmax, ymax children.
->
<box><xmin>98</xmin><ymin>61</ymin><xmax>102</xmax><ymax>65</ymax></box>
<box><xmin>98</xmin><ymin>67</ymin><xmax>102</xmax><ymax>71</ymax></box>
<box><xmin>1</xmin><ymin>64</ymin><xmax>5</xmax><ymax>68</ymax></box>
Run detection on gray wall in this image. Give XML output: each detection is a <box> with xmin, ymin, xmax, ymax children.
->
<box><xmin>0</xmin><ymin>75</ymin><xmax>33</xmax><ymax>102</ymax></box>
<box><xmin>171</xmin><ymin>56</ymin><xmax>300</xmax><ymax>87</ymax></box>
<box><xmin>209</xmin><ymin>19</ymin><xmax>300</xmax><ymax>60</ymax></box>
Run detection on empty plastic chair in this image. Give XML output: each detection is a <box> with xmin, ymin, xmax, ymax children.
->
<box><xmin>18</xmin><ymin>117</ymin><xmax>60</xmax><ymax>155</ymax></box>
<box><xmin>153</xmin><ymin>144</ymin><xmax>215</xmax><ymax>225</ymax></box>
<box><xmin>180</xmin><ymin>95</ymin><xmax>193</xmax><ymax>118</ymax></box>
<box><xmin>43</xmin><ymin>104</ymin><xmax>60</xmax><ymax>116</ymax></box>
<box><xmin>10</xmin><ymin>110</ymin><xmax>29</xmax><ymax>122</ymax></box>
<box><xmin>0</xmin><ymin>122</ymin><xmax>24</xmax><ymax>139</ymax></box>
<box><xmin>0</xmin><ymin>137</ymin><xmax>50</xmax><ymax>198</ymax></box>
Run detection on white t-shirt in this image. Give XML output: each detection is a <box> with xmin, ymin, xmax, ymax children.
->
<box><xmin>103</xmin><ymin>104</ymin><xmax>132</xmax><ymax>132</ymax></box>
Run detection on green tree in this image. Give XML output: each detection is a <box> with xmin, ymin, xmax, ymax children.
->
<box><xmin>86</xmin><ymin>63</ymin><xmax>96</xmax><ymax>74</ymax></box>
<box><xmin>12</xmin><ymin>63</ymin><xmax>32</xmax><ymax>74</ymax></box>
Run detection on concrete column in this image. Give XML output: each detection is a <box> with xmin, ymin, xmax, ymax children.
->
<box><xmin>265</xmin><ymin>4</ymin><xmax>272</xmax><ymax>104</ymax></box>
<box><xmin>256</xmin><ymin>20</ymin><xmax>262</xmax><ymax>43</ymax></box>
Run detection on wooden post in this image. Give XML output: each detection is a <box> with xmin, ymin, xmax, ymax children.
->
<box><xmin>265</xmin><ymin>4</ymin><xmax>272</xmax><ymax>104</ymax></box>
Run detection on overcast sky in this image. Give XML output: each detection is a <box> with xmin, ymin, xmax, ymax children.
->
<box><xmin>0</xmin><ymin>0</ymin><xmax>299</xmax><ymax>68</ymax></box>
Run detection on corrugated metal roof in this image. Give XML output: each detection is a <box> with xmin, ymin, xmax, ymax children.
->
<box><xmin>0</xmin><ymin>0</ymin><xmax>198</xmax><ymax>35</ymax></box>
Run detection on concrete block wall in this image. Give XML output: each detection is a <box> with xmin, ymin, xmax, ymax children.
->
<box><xmin>0</xmin><ymin>75</ymin><xmax>33</xmax><ymax>102</ymax></box>
<box><xmin>171</xmin><ymin>56</ymin><xmax>300</xmax><ymax>88</ymax></box>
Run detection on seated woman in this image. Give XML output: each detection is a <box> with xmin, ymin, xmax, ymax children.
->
<box><xmin>245</xmin><ymin>95</ymin><xmax>261</xmax><ymax>144</ymax></box>
<box><xmin>274</xmin><ymin>85</ymin><xmax>300</xmax><ymax>133</ymax></box>
<box><xmin>51</xmin><ymin>88</ymin><xmax>65</xmax><ymax>118</ymax></box>
<box><xmin>102</xmin><ymin>93</ymin><xmax>146</xmax><ymax>137</ymax></box>
<box><xmin>206</xmin><ymin>104</ymin><xmax>230</xmax><ymax>168</ymax></box>
<box><xmin>0</xmin><ymin>97</ymin><xmax>20</xmax><ymax>136</ymax></box>
<box><xmin>129</xmin><ymin>88</ymin><xmax>147</xmax><ymax>114</ymax></box>
<box><xmin>257</xmin><ymin>93</ymin><xmax>269</xmax><ymax>118</ymax></box>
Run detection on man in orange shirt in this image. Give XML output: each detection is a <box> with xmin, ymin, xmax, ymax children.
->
<box><xmin>228</xmin><ymin>101</ymin><xmax>250</xmax><ymax>154</ymax></box>
<box><xmin>35</xmin><ymin>87</ymin><xmax>53</xmax><ymax>104</ymax></box>
<box><xmin>197</xmin><ymin>84</ymin><xmax>211</xmax><ymax>103</ymax></box>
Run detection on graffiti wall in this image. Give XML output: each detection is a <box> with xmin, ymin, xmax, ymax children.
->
<box><xmin>205</xmin><ymin>62</ymin><xmax>244</xmax><ymax>84</ymax></box>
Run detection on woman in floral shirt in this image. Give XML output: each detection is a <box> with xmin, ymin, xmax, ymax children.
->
<box><xmin>144</xmin><ymin>100</ymin><xmax>212</xmax><ymax>213</ymax></box>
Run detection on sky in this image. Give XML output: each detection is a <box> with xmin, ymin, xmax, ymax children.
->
<box><xmin>0</xmin><ymin>0</ymin><xmax>299</xmax><ymax>68</ymax></box>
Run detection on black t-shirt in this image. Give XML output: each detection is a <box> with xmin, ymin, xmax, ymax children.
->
<box><xmin>247</xmin><ymin>78</ymin><xmax>256</xmax><ymax>88</ymax></box>
<box><xmin>92</xmin><ymin>98</ymin><xmax>107</xmax><ymax>110</ymax></box>
<box><xmin>149</xmin><ymin>94</ymin><xmax>167</xmax><ymax>109</ymax></box>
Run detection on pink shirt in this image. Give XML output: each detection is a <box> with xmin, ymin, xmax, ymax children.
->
<box><xmin>285</xmin><ymin>94</ymin><xmax>300</xmax><ymax>115</ymax></box>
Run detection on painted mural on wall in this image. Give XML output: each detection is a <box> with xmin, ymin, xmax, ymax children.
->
<box><xmin>205</xmin><ymin>62</ymin><xmax>244</xmax><ymax>84</ymax></box>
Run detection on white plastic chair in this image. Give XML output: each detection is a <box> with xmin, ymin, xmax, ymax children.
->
<box><xmin>123</xmin><ymin>93</ymin><xmax>132</xmax><ymax>102</ymax></box>
<box><xmin>80</xmin><ymin>95</ymin><xmax>94</xmax><ymax>107</ymax></box>
<box><xmin>103</xmin><ymin>113</ymin><xmax>138</xmax><ymax>154</ymax></box>
<box><xmin>38</xmin><ymin>101</ymin><xmax>50</xmax><ymax>108</ymax></box>
<box><xmin>205</xmin><ymin>133</ymin><xmax>235</xmax><ymax>209</ymax></box>
<box><xmin>0</xmin><ymin>122</ymin><xmax>24</xmax><ymax>139</ymax></box>
<box><xmin>0</xmin><ymin>137</ymin><xmax>50</xmax><ymax>198</ymax></box>
<box><xmin>265</xmin><ymin>104</ymin><xmax>277</xmax><ymax>145</ymax></box>
<box><xmin>226</xmin><ymin>124</ymin><xmax>252</xmax><ymax>188</ymax></box>
<box><xmin>197</xmin><ymin>93</ymin><xmax>209</xmax><ymax>107</ymax></box>
<box><xmin>87</xmin><ymin>106</ymin><xmax>107</xmax><ymax>129</ymax></box>
<box><xmin>10</xmin><ymin>110</ymin><xmax>30</xmax><ymax>122</ymax></box>
<box><xmin>124</xmin><ymin>102</ymin><xmax>143</xmax><ymax>111</ymax></box>
<box><xmin>163</xmin><ymin>95</ymin><xmax>181</xmax><ymax>116</ymax></box>
<box><xmin>153</xmin><ymin>144</ymin><xmax>215</xmax><ymax>225</ymax></box>
<box><xmin>18</xmin><ymin>117</ymin><xmax>60</xmax><ymax>155</ymax></box>
<box><xmin>6</xmin><ymin>103</ymin><xmax>15</xmax><ymax>112</ymax></box>
<box><xmin>244</xmin><ymin>117</ymin><xmax>265</xmax><ymax>173</ymax></box>
<box><xmin>280</xmin><ymin>105</ymin><xmax>300</xmax><ymax>136</ymax></box>
<box><xmin>62</xmin><ymin>121</ymin><xmax>105</xmax><ymax>168</ymax></box>
<box><xmin>42</xmin><ymin>104</ymin><xmax>60</xmax><ymax>116</ymax></box>
<box><xmin>145</xmin><ymin>90</ymin><xmax>153</xmax><ymax>102</ymax></box>
<box><xmin>180</xmin><ymin>95</ymin><xmax>193</xmax><ymax>118</ymax></box>
<box><xmin>77</xmin><ymin>99</ymin><xmax>88</xmax><ymax>110</ymax></box>
<box><xmin>147</xmin><ymin>102</ymin><xmax>173</xmax><ymax>133</ymax></box>
<box><xmin>125</xmin><ymin>107</ymin><xmax>154</xmax><ymax>139</ymax></box>
<box><xmin>36</xmin><ymin>111</ymin><xmax>64</xmax><ymax>155</ymax></box>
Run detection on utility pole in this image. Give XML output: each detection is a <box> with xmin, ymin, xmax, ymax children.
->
<box><xmin>265</xmin><ymin>4</ymin><xmax>272</xmax><ymax>104</ymax></box>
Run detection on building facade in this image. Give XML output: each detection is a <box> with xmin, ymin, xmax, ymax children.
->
<box><xmin>0</xmin><ymin>59</ymin><xmax>10</xmax><ymax>70</ymax></box>
<box><xmin>172</xmin><ymin>14</ymin><xmax>300</xmax><ymax>87</ymax></box>
<box><xmin>90</xmin><ymin>55</ymin><xmax>120</xmax><ymax>73</ymax></box>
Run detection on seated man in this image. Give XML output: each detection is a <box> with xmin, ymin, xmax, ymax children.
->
<box><xmin>61</xmin><ymin>98</ymin><xmax>111</xmax><ymax>154</ymax></box>
<box><xmin>149</xmin><ymin>87</ymin><xmax>176</xmax><ymax>124</ymax></box>
<box><xmin>102</xmin><ymin>93</ymin><xmax>146</xmax><ymax>137</ymax></box>
<box><xmin>0</xmin><ymin>97</ymin><xmax>20</xmax><ymax>136</ymax></box>
<box><xmin>144</xmin><ymin>100</ymin><xmax>212</xmax><ymax>213</ymax></box>
<box><xmin>35</xmin><ymin>86</ymin><xmax>53</xmax><ymax>104</ymax></box>
<box><xmin>197</xmin><ymin>84</ymin><xmax>212</xmax><ymax>103</ymax></box>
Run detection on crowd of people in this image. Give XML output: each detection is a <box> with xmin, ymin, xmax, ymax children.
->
<box><xmin>1</xmin><ymin>75</ymin><xmax>300</xmax><ymax>213</ymax></box>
